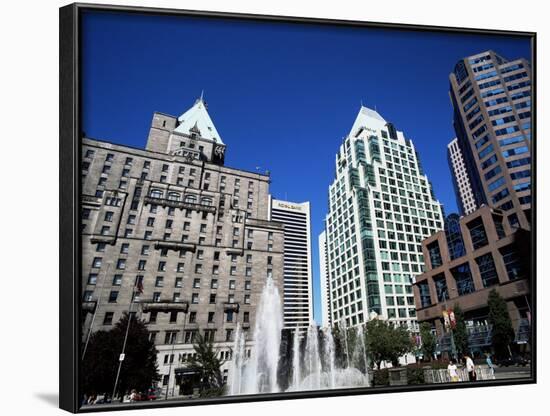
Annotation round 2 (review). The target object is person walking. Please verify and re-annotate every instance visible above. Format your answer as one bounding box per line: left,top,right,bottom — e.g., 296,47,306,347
447,359,459,382
486,353,495,378
465,355,476,381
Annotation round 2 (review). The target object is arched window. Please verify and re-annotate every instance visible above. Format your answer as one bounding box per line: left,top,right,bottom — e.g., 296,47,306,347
168,192,180,201
185,194,197,204
150,189,163,199
201,197,212,206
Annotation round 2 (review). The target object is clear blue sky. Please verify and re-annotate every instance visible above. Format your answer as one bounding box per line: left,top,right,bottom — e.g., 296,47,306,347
81,11,531,324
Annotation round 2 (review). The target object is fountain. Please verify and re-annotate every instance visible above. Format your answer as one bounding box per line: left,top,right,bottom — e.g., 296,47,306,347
228,277,370,396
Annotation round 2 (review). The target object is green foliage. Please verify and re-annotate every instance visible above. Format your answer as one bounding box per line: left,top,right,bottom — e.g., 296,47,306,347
365,319,413,368
372,368,389,386
419,322,436,360
487,289,515,359
451,304,468,357
406,365,425,385
82,313,160,398
186,333,225,397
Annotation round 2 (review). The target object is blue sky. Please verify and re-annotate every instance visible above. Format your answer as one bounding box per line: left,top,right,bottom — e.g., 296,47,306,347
81,11,531,324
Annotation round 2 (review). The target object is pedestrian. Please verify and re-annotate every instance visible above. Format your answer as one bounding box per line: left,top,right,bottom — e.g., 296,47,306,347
130,389,138,402
447,359,459,382
465,355,476,381
486,353,495,378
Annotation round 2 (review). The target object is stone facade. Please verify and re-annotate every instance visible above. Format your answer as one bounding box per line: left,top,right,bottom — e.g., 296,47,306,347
80,97,284,397
413,206,531,356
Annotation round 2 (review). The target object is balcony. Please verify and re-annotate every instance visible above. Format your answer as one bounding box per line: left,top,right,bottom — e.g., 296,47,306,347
90,235,116,244
225,247,244,256
223,302,240,313
154,240,195,253
144,196,216,214
141,300,189,313
82,195,102,206
81,300,97,314
245,217,284,230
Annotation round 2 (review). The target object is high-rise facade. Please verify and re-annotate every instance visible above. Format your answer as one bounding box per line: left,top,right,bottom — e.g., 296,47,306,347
448,138,477,216
318,230,331,328
80,96,285,397
324,106,444,331
449,50,532,229
269,198,313,333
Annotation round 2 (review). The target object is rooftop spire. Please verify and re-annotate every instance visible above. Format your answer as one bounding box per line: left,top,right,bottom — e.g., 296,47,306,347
174,96,224,144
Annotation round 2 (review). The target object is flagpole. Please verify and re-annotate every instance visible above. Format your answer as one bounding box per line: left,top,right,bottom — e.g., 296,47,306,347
82,263,110,359
111,280,140,402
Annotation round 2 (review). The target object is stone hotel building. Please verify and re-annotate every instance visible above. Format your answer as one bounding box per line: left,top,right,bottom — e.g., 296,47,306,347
80,96,285,396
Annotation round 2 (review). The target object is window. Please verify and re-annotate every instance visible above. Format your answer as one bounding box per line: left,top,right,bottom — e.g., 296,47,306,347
96,242,106,252
87,273,98,285
427,241,442,269
173,292,181,302
499,245,525,281
229,280,236,290
165,331,177,344
108,291,119,303
120,243,129,254
476,253,499,288
155,276,164,287
418,282,431,308
208,312,215,323
158,261,166,272
226,311,234,323
467,217,488,250
175,277,182,288
244,294,251,304
153,292,161,302
138,260,147,270
209,293,216,304
433,274,449,302
177,263,185,273
451,263,475,296
243,312,250,323
193,278,201,289
103,312,114,325
245,280,251,291
83,290,93,302
195,264,202,274
211,279,218,289
92,257,102,268
189,311,196,323
192,293,199,304
112,275,122,286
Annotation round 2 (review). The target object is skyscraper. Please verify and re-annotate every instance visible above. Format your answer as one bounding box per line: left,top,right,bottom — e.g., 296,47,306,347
80,96,285,397
448,138,477,216
449,50,532,229
269,198,313,333
318,230,331,328
324,106,444,331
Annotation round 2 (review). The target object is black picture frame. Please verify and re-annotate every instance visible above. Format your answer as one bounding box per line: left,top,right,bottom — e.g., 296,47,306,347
60,3,537,413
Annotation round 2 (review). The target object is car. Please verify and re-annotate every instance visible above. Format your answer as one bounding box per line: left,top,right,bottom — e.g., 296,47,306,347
146,387,158,400
495,355,529,367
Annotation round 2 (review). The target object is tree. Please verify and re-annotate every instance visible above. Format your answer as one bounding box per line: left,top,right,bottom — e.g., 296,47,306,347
419,322,436,361
451,304,468,357
186,333,225,397
82,313,160,398
365,319,413,368
487,289,515,359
